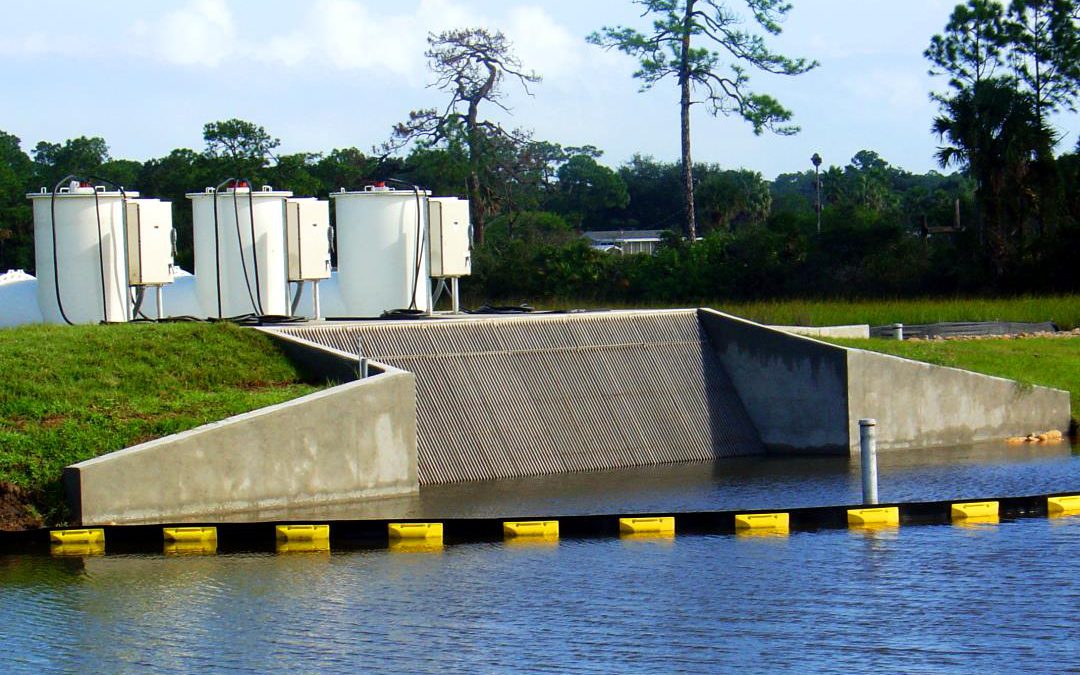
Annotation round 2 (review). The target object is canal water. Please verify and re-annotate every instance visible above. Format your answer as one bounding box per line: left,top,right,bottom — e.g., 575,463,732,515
1,443,1078,673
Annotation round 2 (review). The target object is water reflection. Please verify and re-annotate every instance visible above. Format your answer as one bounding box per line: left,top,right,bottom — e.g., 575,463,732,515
175,440,1079,523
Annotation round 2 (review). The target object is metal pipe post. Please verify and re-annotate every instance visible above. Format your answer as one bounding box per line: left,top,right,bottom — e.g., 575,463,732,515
312,280,321,320
451,277,460,314
859,418,879,504
155,285,164,320
893,323,904,340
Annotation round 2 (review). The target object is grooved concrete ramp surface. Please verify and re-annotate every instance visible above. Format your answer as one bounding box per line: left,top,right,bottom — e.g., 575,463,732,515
276,310,764,484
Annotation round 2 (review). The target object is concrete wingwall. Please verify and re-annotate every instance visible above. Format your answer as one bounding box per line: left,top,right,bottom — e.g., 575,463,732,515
65,368,418,525
847,349,1071,452
699,308,1071,455
698,309,850,454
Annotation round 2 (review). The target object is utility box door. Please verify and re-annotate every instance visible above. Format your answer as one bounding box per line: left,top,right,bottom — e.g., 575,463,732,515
126,200,174,286
428,198,471,278
286,199,331,281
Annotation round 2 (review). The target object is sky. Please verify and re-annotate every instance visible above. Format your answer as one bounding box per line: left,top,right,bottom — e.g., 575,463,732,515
1,0,1078,181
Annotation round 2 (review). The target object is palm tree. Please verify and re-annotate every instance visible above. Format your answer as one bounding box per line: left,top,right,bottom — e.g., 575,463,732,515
932,77,1053,276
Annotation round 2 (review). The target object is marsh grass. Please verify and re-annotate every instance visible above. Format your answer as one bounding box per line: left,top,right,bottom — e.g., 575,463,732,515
529,295,1080,330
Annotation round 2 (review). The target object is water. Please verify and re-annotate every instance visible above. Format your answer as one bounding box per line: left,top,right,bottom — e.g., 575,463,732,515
1,443,1078,673
235,441,1080,522
1,518,1078,673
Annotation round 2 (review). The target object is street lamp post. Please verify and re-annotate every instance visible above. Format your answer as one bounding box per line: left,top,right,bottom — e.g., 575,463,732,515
811,153,822,234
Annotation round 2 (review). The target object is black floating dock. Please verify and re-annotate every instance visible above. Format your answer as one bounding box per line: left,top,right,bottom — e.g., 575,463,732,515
2,492,1075,556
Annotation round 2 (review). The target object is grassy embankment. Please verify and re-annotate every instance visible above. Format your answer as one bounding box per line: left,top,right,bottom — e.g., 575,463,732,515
0,323,320,527
535,294,1080,330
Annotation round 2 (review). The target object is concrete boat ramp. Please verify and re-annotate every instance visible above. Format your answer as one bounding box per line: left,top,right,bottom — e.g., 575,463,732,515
63,308,1071,525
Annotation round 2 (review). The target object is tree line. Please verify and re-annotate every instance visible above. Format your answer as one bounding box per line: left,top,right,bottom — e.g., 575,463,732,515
1,0,1078,304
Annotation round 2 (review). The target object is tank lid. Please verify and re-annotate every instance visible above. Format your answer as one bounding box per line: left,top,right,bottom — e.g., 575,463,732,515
28,186,138,198
331,186,431,198
186,185,293,198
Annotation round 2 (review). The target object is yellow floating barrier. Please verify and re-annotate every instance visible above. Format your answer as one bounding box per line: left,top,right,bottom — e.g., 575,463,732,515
950,501,999,520
275,524,330,542
276,540,330,554
618,517,675,535
389,539,444,553
388,522,443,541
847,507,900,527
1048,495,1080,515
734,513,789,531
163,527,217,544
50,542,105,557
503,520,559,538
165,541,217,556
504,534,559,547
50,528,105,546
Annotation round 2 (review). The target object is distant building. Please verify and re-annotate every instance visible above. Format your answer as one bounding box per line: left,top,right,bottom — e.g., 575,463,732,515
582,229,667,255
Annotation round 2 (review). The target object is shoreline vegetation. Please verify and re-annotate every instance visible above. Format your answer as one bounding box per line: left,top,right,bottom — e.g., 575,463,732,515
2,296,1077,530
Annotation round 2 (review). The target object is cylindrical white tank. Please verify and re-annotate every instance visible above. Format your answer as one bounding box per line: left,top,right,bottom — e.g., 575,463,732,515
0,270,43,327
137,268,203,319
29,184,132,324
331,186,432,317
188,185,292,318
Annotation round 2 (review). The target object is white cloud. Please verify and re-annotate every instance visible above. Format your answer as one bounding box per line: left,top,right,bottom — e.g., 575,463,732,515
505,6,580,81
143,0,236,68
122,0,489,81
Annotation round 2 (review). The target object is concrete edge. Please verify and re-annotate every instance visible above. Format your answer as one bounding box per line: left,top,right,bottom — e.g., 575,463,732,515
699,308,852,353
257,327,366,382
845,345,1070,398
769,324,871,339
69,371,409,470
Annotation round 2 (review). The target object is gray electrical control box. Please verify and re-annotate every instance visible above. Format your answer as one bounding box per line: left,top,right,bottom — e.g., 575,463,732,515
428,197,471,278
286,198,331,281
125,199,174,286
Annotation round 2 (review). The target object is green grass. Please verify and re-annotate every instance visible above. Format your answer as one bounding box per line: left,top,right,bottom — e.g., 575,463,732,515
0,322,320,524
531,295,1080,330
829,337,1080,430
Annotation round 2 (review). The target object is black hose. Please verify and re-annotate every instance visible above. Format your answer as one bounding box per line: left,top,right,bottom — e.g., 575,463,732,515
291,281,305,315
85,174,130,322
228,180,261,314
212,184,224,318
49,174,129,324
212,178,264,318
382,178,426,312
91,187,109,321
48,175,78,325
238,177,264,315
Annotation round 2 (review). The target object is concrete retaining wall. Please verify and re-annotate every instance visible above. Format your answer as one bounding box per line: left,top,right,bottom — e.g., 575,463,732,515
64,369,418,525
847,349,1072,451
699,308,1071,455
699,309,850,454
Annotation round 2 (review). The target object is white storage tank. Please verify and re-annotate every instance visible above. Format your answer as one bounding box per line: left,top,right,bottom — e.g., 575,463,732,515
188,183,292,318
331,185,432,317
29,183,133,324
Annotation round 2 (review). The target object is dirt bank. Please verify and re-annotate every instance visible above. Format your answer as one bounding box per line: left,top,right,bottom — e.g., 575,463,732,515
0,482,43,531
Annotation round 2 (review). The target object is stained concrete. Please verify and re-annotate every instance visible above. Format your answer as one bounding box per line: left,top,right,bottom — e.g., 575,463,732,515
65,368,418,525
699,309,851,453
847,348,1071,451
699,308,1071,455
